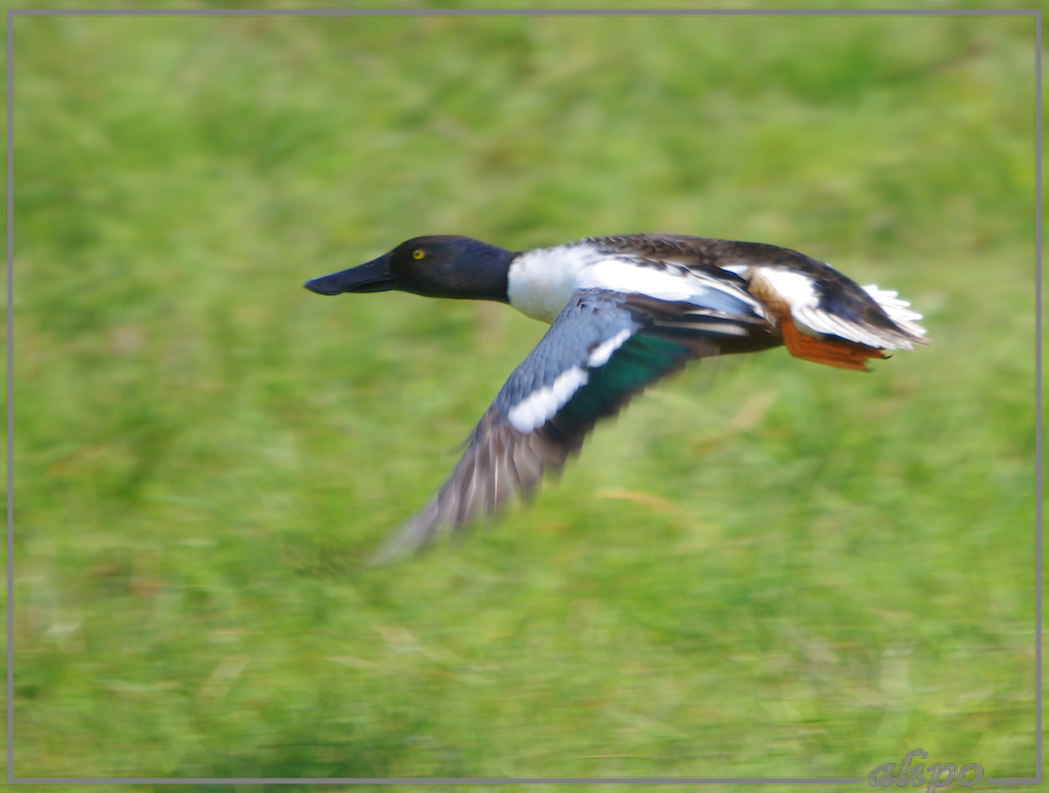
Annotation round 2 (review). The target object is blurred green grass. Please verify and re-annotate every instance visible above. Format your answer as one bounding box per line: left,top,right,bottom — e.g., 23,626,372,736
7,7,1038,787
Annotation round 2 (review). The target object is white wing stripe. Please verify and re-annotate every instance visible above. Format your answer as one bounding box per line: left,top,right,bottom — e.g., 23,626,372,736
588,329,632,368
506,366,589,433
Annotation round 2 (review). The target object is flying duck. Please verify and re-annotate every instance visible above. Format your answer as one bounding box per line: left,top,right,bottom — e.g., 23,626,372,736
305,234,927,562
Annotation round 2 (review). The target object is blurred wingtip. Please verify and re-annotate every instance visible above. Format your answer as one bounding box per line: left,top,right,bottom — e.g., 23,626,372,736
364,501,445,567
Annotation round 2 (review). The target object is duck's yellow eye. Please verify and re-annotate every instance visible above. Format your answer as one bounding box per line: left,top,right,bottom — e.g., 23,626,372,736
412,248,426,260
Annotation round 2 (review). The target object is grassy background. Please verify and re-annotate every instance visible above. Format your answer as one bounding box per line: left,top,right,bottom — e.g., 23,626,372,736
8,5,1039,790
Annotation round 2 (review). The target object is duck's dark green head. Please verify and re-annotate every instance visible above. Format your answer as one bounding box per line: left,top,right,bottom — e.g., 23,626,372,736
305,235,513,303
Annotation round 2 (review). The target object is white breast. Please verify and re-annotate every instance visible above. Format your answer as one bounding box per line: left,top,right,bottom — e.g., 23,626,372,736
506,244,599,323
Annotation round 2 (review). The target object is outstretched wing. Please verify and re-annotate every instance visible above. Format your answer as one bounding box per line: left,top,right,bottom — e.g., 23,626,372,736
369,287,775,563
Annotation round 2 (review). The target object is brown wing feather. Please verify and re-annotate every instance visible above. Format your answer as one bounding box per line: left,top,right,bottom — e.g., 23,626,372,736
367,407,570,564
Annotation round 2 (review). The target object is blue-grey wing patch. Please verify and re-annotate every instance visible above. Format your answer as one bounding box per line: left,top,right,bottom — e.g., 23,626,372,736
369,289,774,563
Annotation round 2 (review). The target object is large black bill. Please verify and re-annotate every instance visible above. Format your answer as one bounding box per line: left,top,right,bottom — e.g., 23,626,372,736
304,255,396,295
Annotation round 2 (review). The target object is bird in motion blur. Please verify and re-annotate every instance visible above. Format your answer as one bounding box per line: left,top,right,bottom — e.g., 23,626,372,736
306,233,926,562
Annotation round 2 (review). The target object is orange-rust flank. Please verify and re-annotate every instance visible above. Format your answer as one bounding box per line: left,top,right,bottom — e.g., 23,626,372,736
779,315,886,372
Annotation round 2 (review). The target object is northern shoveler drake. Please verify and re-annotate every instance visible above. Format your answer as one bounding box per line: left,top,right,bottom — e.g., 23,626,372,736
305,234,927,563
